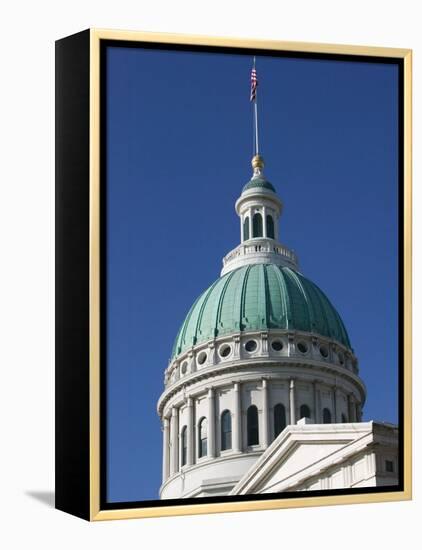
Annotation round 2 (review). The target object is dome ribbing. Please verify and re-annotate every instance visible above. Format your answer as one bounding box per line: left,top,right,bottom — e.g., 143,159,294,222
172,264,351,359
242,175,276,193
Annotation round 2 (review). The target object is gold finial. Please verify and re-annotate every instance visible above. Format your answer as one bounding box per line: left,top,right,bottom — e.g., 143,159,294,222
251,154,264,170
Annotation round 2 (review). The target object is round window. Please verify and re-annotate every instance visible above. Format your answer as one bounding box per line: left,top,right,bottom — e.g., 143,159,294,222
181,361,188,374
297,341,308,354
219,344,232,358
319,345,328,358
245,340,257,352
197,351,207,365
271,340,283,351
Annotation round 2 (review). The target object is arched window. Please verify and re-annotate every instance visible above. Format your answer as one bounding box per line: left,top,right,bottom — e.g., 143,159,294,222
221,410,232,451
341,413,347,423
198,417,208,458
274,403,286,438
247,405,259,446
252,213,263,238
300,404,311,419
181,425,187,466
243,217,250,241
323,408,332,424
266,215,275,239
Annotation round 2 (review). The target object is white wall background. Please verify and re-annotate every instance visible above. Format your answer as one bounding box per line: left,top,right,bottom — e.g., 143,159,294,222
0,0,419,548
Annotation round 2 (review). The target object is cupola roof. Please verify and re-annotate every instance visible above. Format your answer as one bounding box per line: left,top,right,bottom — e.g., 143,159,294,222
242,154,276,193
242,175,276,193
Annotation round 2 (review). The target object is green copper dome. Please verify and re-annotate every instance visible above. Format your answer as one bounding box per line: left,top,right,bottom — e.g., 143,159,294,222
242,175,276,193
172,264,351,359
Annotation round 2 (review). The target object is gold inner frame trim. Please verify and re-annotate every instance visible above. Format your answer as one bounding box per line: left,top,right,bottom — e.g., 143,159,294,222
88,28,412,521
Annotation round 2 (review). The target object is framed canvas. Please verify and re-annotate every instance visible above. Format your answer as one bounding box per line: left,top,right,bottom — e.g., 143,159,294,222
55,28,412,521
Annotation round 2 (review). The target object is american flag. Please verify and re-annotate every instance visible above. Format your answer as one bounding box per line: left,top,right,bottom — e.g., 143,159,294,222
250,67,258,102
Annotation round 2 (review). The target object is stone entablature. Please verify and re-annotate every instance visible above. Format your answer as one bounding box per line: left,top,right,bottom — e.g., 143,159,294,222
164,329,359,392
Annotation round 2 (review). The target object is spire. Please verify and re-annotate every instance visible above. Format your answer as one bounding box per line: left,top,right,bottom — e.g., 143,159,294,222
218,59,298,276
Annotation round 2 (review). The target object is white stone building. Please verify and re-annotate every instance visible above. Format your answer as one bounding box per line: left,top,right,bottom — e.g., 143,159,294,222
157,155,398,499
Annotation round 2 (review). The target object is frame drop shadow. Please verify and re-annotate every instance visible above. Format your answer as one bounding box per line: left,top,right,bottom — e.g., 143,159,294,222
26,490,55,508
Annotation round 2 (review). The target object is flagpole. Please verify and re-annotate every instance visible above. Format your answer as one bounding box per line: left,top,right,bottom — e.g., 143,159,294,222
253,56,259,156
254,98,259,155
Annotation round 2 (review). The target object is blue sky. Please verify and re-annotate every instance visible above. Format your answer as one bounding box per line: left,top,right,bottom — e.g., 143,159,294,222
105,45,399,502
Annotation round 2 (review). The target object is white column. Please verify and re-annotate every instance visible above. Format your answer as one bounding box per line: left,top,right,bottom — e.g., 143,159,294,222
349,394,356,422
240,213,244,242
208,387,216,458
366,451,376,476
289,378,296,425
262,206,267,238
262,378,269,447
187,397,194,466
170,407,179,475
233,382,242,452
313,381,319,423
162,416,170,482
334,387,341,422
342,463,352,487
333,386,338,422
